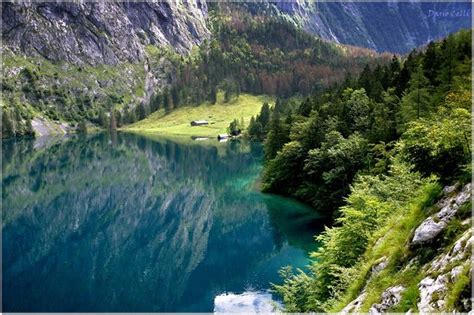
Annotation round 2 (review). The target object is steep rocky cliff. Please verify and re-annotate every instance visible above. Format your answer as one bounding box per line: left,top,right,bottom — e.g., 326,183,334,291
4,1,471,63
237,1,471,53
3,1,209,65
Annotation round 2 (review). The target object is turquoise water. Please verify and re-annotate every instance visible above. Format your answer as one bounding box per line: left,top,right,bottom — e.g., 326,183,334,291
2,132,325,312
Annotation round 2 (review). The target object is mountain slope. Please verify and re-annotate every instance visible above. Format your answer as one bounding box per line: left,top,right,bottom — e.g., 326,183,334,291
233,1,472,53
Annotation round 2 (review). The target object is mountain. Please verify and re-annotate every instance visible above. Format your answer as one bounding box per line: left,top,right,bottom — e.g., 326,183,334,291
238,1,471,53
2,1,209,65
3,1,471,63
1,1,471,139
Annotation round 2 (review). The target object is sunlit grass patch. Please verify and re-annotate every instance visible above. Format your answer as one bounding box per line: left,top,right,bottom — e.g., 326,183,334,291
125,92,273,137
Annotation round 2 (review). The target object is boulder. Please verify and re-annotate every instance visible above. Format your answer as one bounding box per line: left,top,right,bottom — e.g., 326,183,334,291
371,256,389,275
411,183,471,245
412,217,447,245
340,292,367,314
368,285,405,314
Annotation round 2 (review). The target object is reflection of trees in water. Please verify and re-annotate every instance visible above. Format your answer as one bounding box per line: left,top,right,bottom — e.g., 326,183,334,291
3,133,326,311
4,132,308,312
264,195,327,253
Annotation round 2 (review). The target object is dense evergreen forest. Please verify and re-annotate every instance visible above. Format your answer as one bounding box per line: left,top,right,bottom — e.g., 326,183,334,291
250,29,471,214
248,29,471,312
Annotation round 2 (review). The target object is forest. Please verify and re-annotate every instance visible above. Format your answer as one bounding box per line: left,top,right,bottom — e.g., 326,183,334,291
246,29,471,312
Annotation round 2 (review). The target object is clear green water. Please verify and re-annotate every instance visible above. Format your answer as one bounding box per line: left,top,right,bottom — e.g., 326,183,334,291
2,132,325,312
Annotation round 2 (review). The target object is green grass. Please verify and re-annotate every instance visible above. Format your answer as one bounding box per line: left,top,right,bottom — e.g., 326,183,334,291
125,92,273,137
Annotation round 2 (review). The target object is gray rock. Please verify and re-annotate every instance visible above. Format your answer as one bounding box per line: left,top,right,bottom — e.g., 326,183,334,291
429,230,472,273
412,217,447,245
442,184,458,195
32,117,70,137
3,1,210,66
272,2,470,54
455,183,472,206
372,256,389,275
340,292,367,314
412,183,471,245
368,285,405,314
418,230,472,313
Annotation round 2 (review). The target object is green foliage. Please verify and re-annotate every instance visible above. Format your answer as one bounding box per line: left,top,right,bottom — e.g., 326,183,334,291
76,120,88,134
399,106,471,181
2,109,16,138
261,29,471,213
247,102,272,140
262,141,305,194
2,49,145,137
264,111,290,160
398,65,432,131
269,35,471,305
272,160,434,312
393,284,420,312
445,263,472,312
227,118,243,136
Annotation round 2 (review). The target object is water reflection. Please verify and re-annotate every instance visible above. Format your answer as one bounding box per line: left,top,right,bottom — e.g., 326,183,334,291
2,132,324,312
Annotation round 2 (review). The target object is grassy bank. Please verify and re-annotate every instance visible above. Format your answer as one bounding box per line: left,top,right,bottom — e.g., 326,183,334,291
124,92,273,137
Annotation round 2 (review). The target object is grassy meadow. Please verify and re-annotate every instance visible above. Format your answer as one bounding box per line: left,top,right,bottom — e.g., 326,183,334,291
125,92,273,137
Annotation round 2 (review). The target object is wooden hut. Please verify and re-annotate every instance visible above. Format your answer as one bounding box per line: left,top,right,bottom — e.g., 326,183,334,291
190,120,209,126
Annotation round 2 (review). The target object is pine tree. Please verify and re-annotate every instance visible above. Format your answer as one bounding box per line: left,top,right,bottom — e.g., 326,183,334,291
257,102,272,133
2,110,15,138
389,55,401,81
423,41,439,86
77,120,88,134
399,65,432,131
25,116,35,137
98,108,108,128
264,110,289,160
210,85,217,104
110,108,117,130
297,98,312,117
136,103,146,120
115,110,122,127
227,119,241,136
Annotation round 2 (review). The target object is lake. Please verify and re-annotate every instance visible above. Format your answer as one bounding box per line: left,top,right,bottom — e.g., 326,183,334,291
2,132,325,312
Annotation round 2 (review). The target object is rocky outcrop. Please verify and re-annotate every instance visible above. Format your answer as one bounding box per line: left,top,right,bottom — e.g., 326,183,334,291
31,117,71,137
340,183,472,314
2,1,209,66
369,285,405,314
417,230,472,313
412,183,471,245
340,292,367,314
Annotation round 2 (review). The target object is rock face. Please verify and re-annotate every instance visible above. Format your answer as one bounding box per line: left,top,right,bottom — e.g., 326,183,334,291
2,1,210,65
3,1,471,68
412,183,471,245
271,1,471,53
340,292,367,314
417,230,472,313
368,285,405,314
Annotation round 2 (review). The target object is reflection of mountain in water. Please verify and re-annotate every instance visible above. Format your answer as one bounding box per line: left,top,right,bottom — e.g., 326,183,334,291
2,133,323,312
